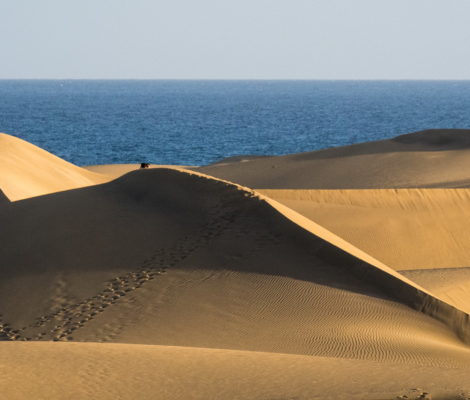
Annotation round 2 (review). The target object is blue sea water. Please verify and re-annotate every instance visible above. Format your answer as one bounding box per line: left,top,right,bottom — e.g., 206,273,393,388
1,80,470,166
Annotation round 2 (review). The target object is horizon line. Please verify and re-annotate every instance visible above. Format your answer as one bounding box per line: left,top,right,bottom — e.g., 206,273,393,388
0,78,470,82
1,78,470,82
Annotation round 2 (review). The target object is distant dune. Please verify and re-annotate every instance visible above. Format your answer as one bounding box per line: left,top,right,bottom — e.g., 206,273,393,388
197,129,470,189
1,131,470,399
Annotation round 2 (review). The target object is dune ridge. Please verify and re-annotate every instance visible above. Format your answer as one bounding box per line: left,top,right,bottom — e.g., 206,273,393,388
84,163,191,177
162,168,470,346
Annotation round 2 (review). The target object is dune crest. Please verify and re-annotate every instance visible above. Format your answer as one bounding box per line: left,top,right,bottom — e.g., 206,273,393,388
0,133,111,201
169,168,470,345
84,163,190,178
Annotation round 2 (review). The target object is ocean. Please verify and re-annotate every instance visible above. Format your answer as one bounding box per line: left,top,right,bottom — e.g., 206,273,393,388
1,80,470,166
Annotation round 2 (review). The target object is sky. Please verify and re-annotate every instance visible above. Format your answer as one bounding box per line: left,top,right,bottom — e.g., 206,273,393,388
1,0,470,79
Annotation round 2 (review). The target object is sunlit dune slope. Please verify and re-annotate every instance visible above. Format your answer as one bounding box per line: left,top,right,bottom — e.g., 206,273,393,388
1,168,469,366
196,129,470,189
1,342,469,400
257,188,470,271
0,133,110,200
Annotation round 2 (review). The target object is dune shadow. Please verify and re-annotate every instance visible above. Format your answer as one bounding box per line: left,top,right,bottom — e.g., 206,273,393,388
0,189,9,204
0,169,391,299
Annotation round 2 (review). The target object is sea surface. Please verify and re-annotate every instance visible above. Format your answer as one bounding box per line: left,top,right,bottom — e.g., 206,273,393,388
1,80,470,166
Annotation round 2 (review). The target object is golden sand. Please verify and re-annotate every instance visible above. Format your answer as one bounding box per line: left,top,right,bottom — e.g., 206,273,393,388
1,130,470,399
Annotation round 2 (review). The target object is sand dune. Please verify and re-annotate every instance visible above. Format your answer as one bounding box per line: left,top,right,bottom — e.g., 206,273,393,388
2,132,470,399
197,129,470,189
1,341,469,400
1,169,469,357
0,133,111,201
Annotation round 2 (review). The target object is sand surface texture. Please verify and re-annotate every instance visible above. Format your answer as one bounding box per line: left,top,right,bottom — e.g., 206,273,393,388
1,131,470,399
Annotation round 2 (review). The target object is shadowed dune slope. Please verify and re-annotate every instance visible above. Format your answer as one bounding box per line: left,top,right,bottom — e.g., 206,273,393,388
1,169,470,366
0,189,8,204
0,133,110,200
1,342,469,400
196,129,470,188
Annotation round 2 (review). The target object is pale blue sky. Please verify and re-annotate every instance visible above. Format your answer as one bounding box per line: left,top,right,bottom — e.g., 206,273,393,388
1,0,469,79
